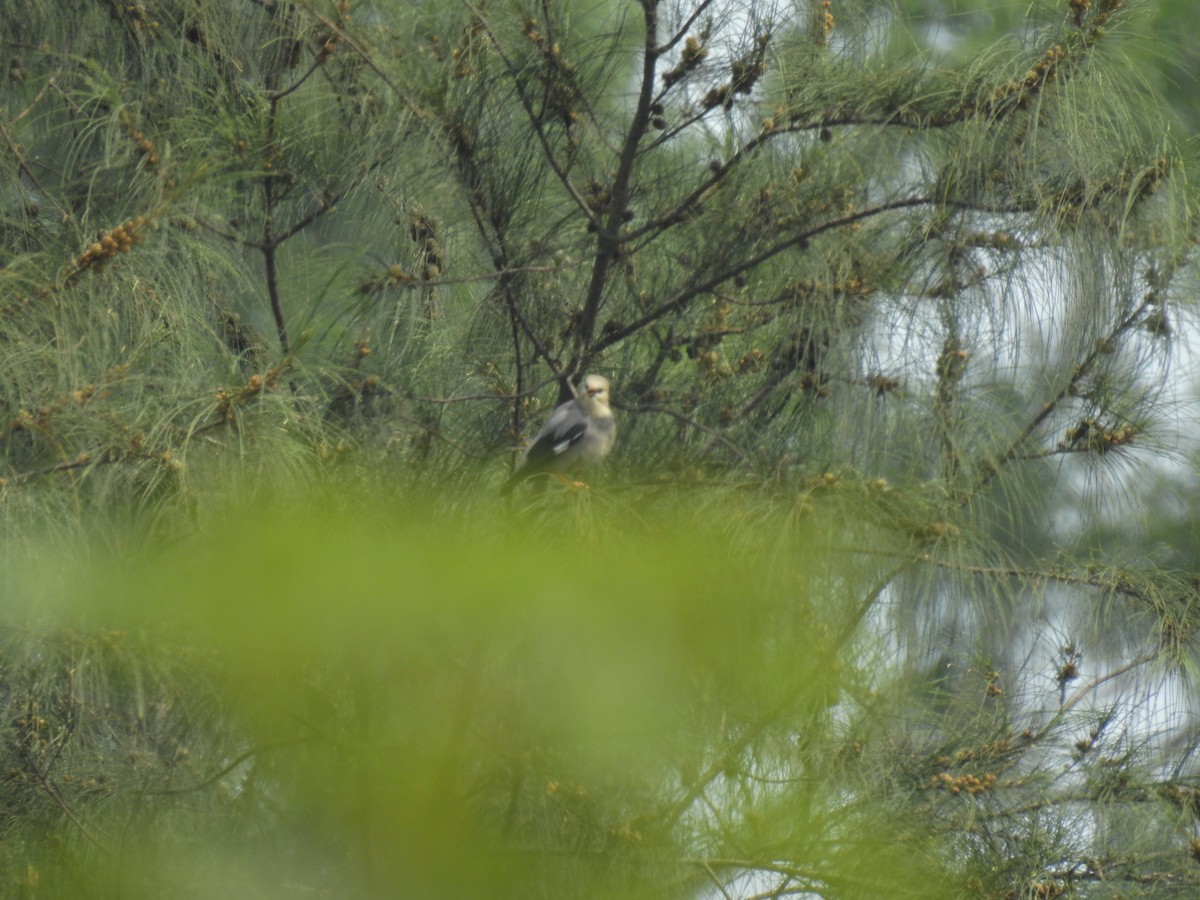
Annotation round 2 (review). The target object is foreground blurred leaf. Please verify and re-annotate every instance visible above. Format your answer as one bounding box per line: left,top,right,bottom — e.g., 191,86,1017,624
1,496,960,898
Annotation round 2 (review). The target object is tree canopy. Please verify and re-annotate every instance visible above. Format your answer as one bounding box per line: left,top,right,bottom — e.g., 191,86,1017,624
3,1,1200,897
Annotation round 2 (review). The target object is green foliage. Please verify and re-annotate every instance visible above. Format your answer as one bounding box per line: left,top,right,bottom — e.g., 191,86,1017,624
2,0,1200,897
0,483,1196,898
3,0,1192,506
0,493,949,898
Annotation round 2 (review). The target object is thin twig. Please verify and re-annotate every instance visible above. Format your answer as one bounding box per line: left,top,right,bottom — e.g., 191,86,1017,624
2,455,105,486
589,196,939,360
21,747,112,853
464,1,601,227
415,373,563,405
622,402,756,470
968,290,1160,499
392,413,486,460
147,737,313,795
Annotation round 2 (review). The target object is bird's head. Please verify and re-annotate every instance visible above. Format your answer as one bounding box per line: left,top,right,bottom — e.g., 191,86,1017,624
580,374,611,408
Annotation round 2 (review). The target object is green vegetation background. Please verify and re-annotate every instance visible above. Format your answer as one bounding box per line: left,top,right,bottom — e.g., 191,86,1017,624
4,1,1200,897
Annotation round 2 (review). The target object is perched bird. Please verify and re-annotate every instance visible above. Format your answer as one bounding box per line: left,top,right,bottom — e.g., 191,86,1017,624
501,374,616,494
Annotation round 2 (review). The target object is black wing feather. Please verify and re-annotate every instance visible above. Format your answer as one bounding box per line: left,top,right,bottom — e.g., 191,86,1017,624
523,419,586,468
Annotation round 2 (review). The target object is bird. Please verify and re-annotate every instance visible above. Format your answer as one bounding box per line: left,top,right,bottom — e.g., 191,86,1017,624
501,374,617,494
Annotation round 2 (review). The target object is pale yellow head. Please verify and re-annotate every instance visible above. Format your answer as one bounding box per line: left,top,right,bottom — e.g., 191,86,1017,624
579,374,611,410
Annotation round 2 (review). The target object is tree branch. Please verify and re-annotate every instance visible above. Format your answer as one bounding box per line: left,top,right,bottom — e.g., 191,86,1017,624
569,0,662,367
622,402,757,470
588,195,938,361
968,290,1160,498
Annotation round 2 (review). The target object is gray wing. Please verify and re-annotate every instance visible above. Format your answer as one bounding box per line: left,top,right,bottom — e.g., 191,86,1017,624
522,399,589,469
